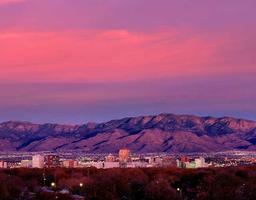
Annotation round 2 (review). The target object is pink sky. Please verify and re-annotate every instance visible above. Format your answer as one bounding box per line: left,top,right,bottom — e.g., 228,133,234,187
0,0,255,123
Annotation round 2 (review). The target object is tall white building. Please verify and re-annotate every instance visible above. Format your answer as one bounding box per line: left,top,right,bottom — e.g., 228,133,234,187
195,157,207,168
32,155,44,168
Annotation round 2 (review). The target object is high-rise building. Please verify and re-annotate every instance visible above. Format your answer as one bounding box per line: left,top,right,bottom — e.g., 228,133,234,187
119,148,130,163
32,155,45,168
180,156,189,168
181,156,189,163
176,159,181,168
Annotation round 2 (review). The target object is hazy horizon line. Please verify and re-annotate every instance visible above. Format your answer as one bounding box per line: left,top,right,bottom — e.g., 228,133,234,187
1,112,255,125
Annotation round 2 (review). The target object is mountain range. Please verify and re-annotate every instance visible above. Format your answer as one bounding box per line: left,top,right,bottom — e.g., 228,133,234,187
0,113,256,153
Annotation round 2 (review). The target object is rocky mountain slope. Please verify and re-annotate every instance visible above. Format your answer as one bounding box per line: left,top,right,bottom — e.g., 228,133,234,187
0,113,256,153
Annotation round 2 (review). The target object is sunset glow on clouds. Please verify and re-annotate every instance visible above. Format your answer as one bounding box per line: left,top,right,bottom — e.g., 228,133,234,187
1,27,255,83
0,28,221,82
0,0,256,123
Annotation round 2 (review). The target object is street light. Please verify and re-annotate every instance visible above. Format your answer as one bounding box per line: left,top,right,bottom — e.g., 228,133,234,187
51,182,56,187
177,187,182,196
79,183,84,187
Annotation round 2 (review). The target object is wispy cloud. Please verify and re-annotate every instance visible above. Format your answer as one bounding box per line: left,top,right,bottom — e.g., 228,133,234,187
0,28,220,83
1,27,255,84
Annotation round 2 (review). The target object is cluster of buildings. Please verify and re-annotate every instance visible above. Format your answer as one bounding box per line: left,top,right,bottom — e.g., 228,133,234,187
76,149,177,169
2,149,255,169
209,156,256,167
0,154,61,169
176,156,209,168
0,149,180,169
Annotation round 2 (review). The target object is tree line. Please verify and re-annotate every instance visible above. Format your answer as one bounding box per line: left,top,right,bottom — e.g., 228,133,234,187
0,166,255,200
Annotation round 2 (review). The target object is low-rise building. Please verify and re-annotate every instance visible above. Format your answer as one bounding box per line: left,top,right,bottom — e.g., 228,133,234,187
21,159,32,168
103,161,120,168
195,157,208,168
0,160,8,168
62,160,79,168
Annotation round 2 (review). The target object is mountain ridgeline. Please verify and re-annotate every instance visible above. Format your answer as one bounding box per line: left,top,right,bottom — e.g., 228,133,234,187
0,114,256,153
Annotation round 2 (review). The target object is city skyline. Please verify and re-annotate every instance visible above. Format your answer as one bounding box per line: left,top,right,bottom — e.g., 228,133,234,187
0,0,256,123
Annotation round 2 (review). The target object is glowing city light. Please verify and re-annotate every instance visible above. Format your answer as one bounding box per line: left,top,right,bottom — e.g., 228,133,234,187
51,182,56,187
